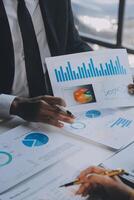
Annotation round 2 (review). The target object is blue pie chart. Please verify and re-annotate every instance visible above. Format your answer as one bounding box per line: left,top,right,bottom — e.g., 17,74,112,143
22,132,49,147
85,110,101,118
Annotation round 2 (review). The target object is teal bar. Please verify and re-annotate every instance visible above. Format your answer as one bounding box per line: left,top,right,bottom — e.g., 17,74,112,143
78,66,83,78
116,57,123,74
117,56,121,67
87,69,91,77
105,63,110,75
108,64,113,75
81,67,85,78
115,61,120,74
95,68,99,76
54,69,60,82
104,69,108,76
88,64,94,77
58,71,62,82
120,65,124,74
82,63,88,78
76,73,80,79
98,70,102,76
90,58,96,77
60,66,65,81
110,60,115,75
66,66,71,80
67,62,74,80
64,72,68,81
100,64,105,76
73,71,77,80
114,66,118,75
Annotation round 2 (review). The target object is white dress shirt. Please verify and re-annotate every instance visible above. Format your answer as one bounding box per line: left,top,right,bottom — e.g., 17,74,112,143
0,0,51,118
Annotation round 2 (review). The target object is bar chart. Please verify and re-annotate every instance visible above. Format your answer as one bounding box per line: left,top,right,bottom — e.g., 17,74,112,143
110,117,132,128
54,56,127,82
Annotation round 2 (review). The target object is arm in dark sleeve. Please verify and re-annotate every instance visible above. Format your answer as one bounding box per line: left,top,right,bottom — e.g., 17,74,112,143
66,0,93,54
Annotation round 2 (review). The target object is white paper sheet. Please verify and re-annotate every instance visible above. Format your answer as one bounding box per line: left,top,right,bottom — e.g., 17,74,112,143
63,107,134,150
46,49,134,111
0,124,81,193
0,162,86,200
102,141,134,173
101,142,134,186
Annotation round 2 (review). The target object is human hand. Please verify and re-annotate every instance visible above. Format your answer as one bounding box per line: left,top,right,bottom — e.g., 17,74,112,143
76,166,134,200
10,95,75,127
128,84,134,95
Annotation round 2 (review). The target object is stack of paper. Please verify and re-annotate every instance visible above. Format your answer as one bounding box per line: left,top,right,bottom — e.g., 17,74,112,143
46,49,134,150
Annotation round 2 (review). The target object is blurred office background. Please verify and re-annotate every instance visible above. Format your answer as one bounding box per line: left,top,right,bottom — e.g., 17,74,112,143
71,0,134,67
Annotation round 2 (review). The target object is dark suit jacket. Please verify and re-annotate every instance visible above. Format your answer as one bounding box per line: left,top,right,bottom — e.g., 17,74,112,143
0,0,92,95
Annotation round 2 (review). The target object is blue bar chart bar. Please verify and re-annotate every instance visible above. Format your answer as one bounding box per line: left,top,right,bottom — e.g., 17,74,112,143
54,69,60,82
78,66,82,79
54,56,127,82
105,63,110,75
73,71,77,80
60,66,65,81
83,63,88,78
64,72,68,81
110,118,133,128
66,66,71,81
88,64,94,77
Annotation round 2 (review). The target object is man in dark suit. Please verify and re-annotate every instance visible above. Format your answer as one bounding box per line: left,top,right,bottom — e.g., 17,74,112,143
0,0,92,127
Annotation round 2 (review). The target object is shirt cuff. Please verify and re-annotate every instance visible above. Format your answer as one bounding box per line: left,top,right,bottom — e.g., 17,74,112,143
0,94,16,118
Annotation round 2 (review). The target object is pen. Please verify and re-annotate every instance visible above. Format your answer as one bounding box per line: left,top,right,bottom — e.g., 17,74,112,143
57,106,74,117
59,169,128,188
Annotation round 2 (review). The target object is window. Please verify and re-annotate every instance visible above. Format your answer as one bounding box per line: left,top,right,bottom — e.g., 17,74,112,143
72,0,118,44
71,0,134,66
123,0,134,50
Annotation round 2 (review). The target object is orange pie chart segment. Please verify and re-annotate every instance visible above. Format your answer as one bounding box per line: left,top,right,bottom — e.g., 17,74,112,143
74,88,93,104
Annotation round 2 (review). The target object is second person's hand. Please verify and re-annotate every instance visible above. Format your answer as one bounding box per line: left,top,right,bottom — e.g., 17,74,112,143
76,166,134,200
10,95,75,128
128,84,134,95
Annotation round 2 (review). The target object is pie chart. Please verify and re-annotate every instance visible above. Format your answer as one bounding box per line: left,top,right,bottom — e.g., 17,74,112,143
0,151,12,167
71,122,86,129
85,110,101,118
22,132,49,147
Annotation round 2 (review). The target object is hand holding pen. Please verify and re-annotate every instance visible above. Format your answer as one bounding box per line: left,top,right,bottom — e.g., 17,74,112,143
11,96,75,128
75,166,134,200
60,166,134,200
60,168,127,188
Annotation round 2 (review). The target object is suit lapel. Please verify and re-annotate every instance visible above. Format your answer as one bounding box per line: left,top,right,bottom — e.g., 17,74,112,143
39,0,68,55
0,0,14,93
